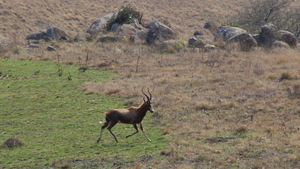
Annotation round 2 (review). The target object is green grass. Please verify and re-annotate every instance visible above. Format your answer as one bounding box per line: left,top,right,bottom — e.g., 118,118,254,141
0,59,167,168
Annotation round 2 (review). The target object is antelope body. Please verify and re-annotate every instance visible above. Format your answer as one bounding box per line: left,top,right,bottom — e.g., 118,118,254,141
97,89,154,143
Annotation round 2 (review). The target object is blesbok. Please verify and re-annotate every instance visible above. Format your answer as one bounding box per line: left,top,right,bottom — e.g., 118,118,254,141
97,88,154,143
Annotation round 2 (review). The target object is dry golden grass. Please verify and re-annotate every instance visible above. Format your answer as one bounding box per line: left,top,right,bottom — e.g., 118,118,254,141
2,0,300,168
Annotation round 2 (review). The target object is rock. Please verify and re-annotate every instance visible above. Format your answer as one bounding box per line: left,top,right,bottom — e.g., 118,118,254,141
272,40,290,49
278,30,297,48
26,30,51,41
26,27,68,42
96,36,120,43
257,23,278,48
227,33,257,51
188,36,206,48
28,44,39,48
2,138,24,148
46,27,68,41
204,44,216,51
110,23,122,32
74,32,91,42
87,11,118,35
47,45,56,51
146,20,177,44
130,29,148,43
215,26,247,42
204,21,221,37
118,24,139,37
194,28,214,44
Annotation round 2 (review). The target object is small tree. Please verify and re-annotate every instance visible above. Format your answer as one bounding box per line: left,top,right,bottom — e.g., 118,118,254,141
236,0,291,33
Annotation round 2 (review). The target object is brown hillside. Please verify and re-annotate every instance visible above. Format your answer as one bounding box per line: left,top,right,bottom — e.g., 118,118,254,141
0,0,245,39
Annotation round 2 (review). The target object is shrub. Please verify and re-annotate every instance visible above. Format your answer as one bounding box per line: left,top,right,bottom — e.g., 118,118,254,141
107,4,143,30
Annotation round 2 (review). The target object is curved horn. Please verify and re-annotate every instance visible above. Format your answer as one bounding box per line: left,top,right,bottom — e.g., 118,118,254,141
147,88,152,100
142,88,150,101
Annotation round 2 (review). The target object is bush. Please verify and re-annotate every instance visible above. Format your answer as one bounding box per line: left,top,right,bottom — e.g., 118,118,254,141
107,4,143,30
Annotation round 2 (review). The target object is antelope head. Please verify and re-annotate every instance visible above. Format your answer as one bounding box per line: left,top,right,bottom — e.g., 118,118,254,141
142,88,154,113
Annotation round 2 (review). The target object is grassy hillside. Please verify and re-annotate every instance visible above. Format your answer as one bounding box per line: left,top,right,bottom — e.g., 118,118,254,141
0,0,246,40
1,0,300,168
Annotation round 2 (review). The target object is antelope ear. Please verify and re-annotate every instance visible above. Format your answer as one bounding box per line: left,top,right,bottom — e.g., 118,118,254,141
143,98,146,102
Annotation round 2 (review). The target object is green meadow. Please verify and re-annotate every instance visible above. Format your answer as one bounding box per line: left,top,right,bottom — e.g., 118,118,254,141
0,59,167,168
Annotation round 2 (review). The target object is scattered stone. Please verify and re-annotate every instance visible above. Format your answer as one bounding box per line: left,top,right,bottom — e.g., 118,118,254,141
47,45,56,51
204,44,216,51
2,138,24,148
28,44,39,48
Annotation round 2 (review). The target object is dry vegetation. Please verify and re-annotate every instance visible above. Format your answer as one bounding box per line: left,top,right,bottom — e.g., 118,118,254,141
1,0,300,168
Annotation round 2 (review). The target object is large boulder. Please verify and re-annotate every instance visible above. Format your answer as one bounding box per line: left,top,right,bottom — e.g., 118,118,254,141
278,30,297,48
204,21,221,37
26,27,68,42
146,20,177,44
214,26,247,42
256,23,278,48
87,11,118,35
227,33,258,51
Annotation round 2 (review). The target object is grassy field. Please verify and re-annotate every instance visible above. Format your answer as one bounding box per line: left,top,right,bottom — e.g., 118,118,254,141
0,59,167,168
